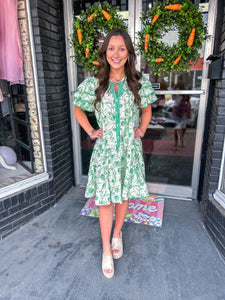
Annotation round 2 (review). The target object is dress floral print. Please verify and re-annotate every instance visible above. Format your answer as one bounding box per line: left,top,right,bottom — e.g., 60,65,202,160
73,76,157,205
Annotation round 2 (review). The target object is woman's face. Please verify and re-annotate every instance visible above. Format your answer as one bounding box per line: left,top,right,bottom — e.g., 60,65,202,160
106,35,129,73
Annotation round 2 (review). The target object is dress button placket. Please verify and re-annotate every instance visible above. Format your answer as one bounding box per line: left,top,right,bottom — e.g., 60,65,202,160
110,80,124,151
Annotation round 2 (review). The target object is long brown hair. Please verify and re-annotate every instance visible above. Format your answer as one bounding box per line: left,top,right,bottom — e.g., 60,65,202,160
94,29,142,109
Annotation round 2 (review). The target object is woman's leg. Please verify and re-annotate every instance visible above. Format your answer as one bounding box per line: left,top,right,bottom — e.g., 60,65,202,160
174,129,178,146
112,200,129,256
113,200,129,237
180,127,186,147
99,203,114,255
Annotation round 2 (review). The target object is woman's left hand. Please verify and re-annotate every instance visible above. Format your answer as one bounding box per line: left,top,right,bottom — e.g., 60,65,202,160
134,127,144,138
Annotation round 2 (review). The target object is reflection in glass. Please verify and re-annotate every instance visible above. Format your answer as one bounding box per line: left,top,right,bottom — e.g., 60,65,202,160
143,92,199,186
74,0,128,15
140,0,208,187
142,65,204,91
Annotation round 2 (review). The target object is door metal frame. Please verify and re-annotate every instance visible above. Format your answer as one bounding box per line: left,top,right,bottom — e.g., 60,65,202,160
191,0,218,199
64,0,218,199
64,0,85,185
135,0,218,200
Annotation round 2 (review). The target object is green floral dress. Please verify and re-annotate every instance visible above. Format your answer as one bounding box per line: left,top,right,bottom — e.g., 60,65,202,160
73,76,157,205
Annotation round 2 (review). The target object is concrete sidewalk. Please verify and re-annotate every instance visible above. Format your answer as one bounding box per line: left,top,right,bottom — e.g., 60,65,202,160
0,186,225,300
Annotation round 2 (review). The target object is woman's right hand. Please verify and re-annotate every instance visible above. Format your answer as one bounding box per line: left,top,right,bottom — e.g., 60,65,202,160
90,128,103,139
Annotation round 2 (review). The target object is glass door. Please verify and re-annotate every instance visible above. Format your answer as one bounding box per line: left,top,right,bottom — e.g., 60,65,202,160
136,0,215,199
64,0,216,200
65,0,130,185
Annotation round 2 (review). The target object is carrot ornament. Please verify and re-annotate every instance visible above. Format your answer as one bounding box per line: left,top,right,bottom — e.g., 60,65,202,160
165,4,182,10
102,10,111,21
172,56,181,68
151,58,164,63
144,25,150,52
88,10,97,22
93,61,99,66
152,14,159,24
165,3,188,10
88,13,94,22
144,34,150,51
77,28,82,45
75,21,82,45
151,10,161,25
85,45,90,58
187,28,195,46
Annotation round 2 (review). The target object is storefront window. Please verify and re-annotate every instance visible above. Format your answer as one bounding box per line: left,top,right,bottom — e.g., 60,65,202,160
221,167,225,194
220,140,225,195
0,1,44,191
0,81,35,188
213,139,225,209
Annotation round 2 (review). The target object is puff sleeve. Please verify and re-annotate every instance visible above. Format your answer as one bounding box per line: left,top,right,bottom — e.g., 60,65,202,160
73,77,98,112
139,76,158,108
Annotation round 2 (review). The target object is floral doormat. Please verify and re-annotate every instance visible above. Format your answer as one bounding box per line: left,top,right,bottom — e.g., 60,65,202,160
80,195,165,227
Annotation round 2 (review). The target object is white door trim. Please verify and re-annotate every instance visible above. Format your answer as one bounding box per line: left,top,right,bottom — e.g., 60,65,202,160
191,0,218,199
63,0,84,185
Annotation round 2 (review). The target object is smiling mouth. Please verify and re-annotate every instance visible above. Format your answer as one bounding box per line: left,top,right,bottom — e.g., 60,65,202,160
112,59,121,63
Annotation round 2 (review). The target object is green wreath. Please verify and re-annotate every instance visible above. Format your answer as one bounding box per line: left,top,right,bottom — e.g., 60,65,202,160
70,2,127,73
137,0,207,75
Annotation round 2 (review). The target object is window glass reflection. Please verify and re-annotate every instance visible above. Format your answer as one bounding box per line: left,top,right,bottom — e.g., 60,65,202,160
143,92,199,185
74,0,128,15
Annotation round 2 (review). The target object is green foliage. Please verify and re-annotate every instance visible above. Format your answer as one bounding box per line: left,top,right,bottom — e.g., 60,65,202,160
70,2,127,73
137,0,207,76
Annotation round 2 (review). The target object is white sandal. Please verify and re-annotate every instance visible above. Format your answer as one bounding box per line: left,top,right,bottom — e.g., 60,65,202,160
112,231,123,259
102,254,114,278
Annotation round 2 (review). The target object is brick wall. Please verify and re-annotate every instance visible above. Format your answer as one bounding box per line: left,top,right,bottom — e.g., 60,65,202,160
0,0,73,239
30,0,74,199
0,181,54,239
200,1,225,259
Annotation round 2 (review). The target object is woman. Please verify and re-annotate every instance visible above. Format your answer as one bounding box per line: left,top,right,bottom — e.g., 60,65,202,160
73,29,157,278
172,82,192,148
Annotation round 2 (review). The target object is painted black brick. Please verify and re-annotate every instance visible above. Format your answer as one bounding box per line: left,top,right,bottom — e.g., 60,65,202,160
212,151,222,159
211,158,222,168
0,224,13,236
12,212,34,229
216,125,225,134
0,211,23,229
0,211,8,220
0,181,56,239
0,201,3,213
30,0,73,192
11,195,18,207
200,0,225,260
209,182,218,192
3,199,11,210
210,167,220,176
18,193,25,204
9,202,29,215
33,195,55,217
